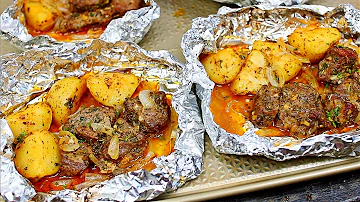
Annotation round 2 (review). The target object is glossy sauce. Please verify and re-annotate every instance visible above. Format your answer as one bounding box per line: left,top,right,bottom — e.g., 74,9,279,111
35,80,176,192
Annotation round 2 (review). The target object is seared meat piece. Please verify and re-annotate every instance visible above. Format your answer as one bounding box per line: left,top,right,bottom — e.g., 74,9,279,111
277,83,327,138
124,91,170,133
323,78,360,128
95,118,147,162
54,7,114,33
318,46,357,84
60,143,92,176
251,85,281,127
334,78,360,106
324,94,358,128
111,0,142,15
69,0,110,12
63,106,117,142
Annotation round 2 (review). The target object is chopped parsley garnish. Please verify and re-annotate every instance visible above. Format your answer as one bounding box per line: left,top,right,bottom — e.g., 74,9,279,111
16,132,27,143
326,106,340,127
337,72,343,79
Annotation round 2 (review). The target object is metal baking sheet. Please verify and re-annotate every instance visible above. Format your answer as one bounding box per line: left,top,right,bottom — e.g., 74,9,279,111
1,0,360,201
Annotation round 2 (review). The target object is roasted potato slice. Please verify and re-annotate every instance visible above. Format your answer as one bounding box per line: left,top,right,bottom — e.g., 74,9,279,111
24,0,58,32
288,26,341,63
5,102,52,144
86,72,140,109
47,77,87,126
201,47,247,84
14,130,61,180
230,50,269,95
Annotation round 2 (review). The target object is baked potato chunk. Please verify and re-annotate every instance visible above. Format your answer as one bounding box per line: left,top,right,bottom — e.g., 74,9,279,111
24,0,58,32
86,72,140,109
230,50,269,95
253,41,303,83
47,77,87,126
288,26,341,63
14,130,61,180
5,102,52,144
201,47,247,84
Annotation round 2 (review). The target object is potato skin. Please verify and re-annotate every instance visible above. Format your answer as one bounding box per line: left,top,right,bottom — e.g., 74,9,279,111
86,72,140,109
201,47,246,84
230,50,269,95
24,0,58,32
288,26,341,63
14,130,61,180
5,102,52,144
47,77,87,126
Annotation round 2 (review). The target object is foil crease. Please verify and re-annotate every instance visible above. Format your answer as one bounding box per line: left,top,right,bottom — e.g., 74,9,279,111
0,40,204,201
211,0,308,7
0,0,159,50
182,4,360,161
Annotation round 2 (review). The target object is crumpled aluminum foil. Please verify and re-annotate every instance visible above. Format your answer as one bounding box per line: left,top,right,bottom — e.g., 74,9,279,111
211,0,308,7
0,0,159,50
0,39,204,201
181,4,360,161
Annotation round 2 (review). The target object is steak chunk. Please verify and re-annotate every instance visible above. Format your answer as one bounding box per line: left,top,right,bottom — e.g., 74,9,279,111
251,85,281,127
69,0,110,12
318,46,357,84
124,91,170,133
63,106,117,142
111,0,143,15
277,83,327,138
60,144,92,176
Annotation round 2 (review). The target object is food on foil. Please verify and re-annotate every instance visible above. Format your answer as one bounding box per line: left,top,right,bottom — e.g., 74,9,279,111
17,0,146,41
202,24,360,139
5,71,177,192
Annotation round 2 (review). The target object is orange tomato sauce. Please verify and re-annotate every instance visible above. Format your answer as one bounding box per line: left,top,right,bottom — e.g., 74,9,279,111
36,79,176,192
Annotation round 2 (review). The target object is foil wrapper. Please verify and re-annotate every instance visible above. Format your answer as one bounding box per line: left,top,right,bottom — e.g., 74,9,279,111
0,0,159,50
211,0,308,7
0,40,204,201
181,4,360,161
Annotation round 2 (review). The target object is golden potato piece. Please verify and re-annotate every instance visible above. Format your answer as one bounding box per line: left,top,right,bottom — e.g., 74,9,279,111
252,40,283,55
201,47,247,84
47,77,87,126
24,0,58,32
14,130,61,180
230,50,269,95
6,102,52,144
87,72,140,109
288,27,341,63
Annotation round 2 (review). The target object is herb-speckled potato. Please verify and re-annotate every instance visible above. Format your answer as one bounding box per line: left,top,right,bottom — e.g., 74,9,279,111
288,26,341,63
253,41,303,83
86,72,140,109
24,0,58,32
230,50,269,95
5,102,52,144
47,77,87,126
201,47,247,84
14,130,61,180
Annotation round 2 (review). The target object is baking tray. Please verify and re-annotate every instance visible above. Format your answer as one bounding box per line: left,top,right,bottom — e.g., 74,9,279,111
1,0,360,201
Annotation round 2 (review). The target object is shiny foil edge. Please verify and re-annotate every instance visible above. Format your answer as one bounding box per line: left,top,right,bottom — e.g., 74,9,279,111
181,4,360,161
0,0,160,50
211,0,308,7
0,40,204,201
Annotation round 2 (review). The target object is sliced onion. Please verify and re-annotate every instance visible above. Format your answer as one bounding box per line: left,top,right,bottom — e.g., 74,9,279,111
91,123,114,136
74,181,101,191
84,173,110,182
108,135,120,160
58,131,80,152
139,90,155,108
266,66,285,87
89,154,116,174
50,179,74,189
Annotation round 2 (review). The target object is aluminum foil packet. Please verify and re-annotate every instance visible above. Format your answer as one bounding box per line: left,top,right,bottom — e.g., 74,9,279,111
0,0,159,50
181,4,360,161
0,39,204,201
211,0,308,7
